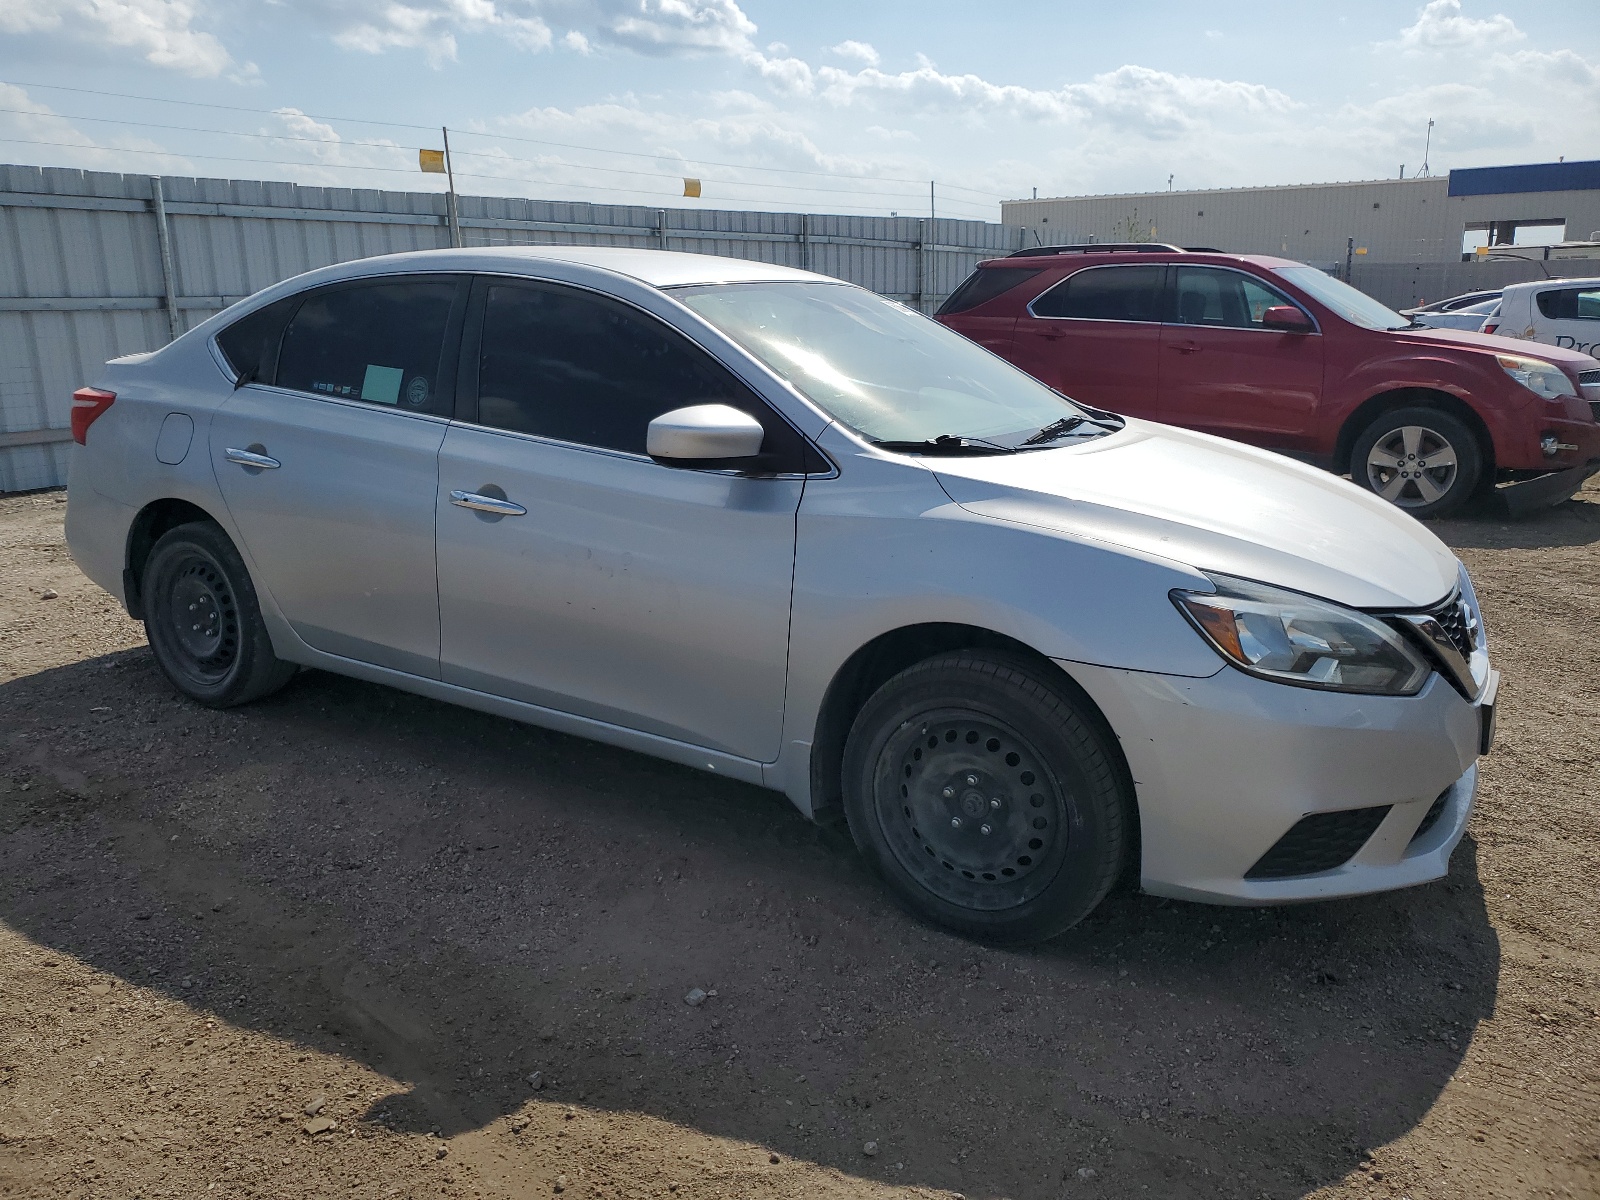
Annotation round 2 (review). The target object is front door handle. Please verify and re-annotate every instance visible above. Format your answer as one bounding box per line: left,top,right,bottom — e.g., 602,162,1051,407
224,447,281,469
1167,340,1201,354
450,489,527,516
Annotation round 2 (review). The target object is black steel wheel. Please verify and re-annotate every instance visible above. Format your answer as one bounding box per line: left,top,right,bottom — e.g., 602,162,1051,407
142,521,296,707
842,651,1132,943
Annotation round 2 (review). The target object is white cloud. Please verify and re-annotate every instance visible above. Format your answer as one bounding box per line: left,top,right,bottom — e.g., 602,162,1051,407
1393,0,1522,52
562,28,591,53
0,82,201,172
0,0,235,77
830,39,879,66
321,0,553,63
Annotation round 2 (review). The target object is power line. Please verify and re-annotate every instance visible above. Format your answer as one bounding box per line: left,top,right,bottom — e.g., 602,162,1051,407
0,77,1012,202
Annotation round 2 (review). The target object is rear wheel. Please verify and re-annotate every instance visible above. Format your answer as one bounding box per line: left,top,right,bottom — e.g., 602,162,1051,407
142,521,296,707
1350,406,1482,519
841,651,1132,944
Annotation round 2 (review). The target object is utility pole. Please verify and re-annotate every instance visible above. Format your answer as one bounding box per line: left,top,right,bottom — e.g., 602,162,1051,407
1420,119,1434,178
442,125,462,248
929,180,935,225
1168,174,1174,191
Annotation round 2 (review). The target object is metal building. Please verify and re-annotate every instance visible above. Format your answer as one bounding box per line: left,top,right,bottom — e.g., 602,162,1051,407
1001,159,1600,272
1,164,1023,493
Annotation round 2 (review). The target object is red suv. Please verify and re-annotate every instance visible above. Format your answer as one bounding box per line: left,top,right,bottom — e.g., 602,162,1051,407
937,245,1600,517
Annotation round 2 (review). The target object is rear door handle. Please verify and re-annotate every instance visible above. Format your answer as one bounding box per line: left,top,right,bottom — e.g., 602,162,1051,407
224,447,281,469
1168,340,1201,354
450,489,527,516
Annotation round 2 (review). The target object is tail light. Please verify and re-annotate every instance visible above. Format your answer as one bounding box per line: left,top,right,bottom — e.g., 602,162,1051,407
1481,321,1499,335
71,387,116,444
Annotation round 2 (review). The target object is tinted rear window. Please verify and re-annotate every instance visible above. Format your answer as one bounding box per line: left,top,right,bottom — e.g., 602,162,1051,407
1031,265,1165,322
216,295,299,383
936,267,1043,316
1536,287,1600,320
276,279,461,414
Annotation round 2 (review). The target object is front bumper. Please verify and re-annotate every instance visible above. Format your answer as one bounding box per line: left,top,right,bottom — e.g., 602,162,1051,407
1063,659,1484,904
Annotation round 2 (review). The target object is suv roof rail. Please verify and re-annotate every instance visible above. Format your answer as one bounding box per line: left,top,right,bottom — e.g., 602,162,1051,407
1006,243,1184,258
1182,246,1223,252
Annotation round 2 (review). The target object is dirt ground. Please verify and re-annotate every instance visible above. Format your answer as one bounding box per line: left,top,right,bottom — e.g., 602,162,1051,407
1,481,1597,1200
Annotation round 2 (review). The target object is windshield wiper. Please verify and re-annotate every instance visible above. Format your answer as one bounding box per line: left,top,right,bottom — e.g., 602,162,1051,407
1021,412,1124,446
871,434,1017,456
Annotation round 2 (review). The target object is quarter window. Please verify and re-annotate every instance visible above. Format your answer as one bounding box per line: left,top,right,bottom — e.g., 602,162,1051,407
1172,267,1302,330
1536,287,1600,320
216,295,299,384
1031,265,1165,322
275,279,461,414
474,281,809,463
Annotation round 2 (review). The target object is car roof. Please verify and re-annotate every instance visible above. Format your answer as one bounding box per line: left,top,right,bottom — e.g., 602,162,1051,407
974,249,1305,271
305,245,830,289
1501,275,1600,294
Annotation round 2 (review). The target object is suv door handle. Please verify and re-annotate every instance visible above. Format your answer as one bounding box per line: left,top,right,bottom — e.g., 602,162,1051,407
1167,340,1201,354
450,489,527,516
224,447,281,469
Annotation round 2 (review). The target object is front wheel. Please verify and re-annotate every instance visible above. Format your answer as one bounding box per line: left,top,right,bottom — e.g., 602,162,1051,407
1350,406,1483,519
841,651,1133,944
142,521,296,707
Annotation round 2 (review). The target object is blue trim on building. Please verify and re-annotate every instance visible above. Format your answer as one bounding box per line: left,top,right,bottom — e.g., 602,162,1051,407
1448,160,1600,198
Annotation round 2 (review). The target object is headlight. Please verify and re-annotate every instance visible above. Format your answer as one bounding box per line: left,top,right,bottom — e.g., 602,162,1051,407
1172,574,1431,695
1497,354,1576,400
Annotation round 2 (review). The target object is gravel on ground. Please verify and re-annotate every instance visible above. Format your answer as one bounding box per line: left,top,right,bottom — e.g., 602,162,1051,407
2,481,1597,1199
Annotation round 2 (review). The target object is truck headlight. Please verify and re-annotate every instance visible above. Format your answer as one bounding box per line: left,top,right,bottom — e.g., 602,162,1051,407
1172,575,1431,695
1497,354,1577,400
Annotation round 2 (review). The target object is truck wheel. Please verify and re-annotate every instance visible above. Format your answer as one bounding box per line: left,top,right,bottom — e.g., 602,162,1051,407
141,521,297,708
841,651,1132,944
1351,407,1483,519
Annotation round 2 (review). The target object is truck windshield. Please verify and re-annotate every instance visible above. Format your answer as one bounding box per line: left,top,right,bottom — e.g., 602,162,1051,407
1274,266,1409,331
673,281,1098,449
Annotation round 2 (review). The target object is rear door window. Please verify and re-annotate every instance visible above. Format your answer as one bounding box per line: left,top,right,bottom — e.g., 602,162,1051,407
1030,265,1165,322
1536,287,1600,320
471,280,821,470
274,278,464,415
1171,266,1303,329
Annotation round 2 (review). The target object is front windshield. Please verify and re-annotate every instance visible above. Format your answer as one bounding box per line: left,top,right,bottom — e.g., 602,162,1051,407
674,281,1093,447
1274,265,1408,331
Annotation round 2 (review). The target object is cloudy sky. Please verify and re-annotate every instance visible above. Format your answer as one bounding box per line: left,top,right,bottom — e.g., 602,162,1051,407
0,0,1595,221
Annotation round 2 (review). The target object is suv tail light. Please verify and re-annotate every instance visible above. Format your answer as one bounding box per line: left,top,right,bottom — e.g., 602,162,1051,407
71,387,116,444
1481,320,1499,334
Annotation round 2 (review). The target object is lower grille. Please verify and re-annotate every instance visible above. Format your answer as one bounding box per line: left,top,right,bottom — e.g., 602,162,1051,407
1590,400,1600,423
1409,788,1452,846
1245,806,1392,879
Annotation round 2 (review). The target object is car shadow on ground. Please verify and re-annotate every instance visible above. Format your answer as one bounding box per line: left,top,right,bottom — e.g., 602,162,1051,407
0,649,1499,1199
1436,491,1600,551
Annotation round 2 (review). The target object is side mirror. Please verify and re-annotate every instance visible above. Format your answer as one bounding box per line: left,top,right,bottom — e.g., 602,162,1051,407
647,404,765,469
1262,305,1313,333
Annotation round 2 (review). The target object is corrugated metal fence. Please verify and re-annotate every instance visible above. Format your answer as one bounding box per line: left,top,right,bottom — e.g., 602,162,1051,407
0,163,1024,492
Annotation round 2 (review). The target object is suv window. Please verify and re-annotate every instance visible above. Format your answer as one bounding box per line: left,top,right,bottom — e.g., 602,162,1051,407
1031,265,1165,322
216,295,300,384
937,267,1044,316
474,281,820,469
1172,266,1301,329
275,278,462,414
1536,286,1600,320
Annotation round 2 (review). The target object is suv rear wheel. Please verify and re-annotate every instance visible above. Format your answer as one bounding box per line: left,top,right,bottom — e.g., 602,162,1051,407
841,651,1132,944
1350,406,1483,519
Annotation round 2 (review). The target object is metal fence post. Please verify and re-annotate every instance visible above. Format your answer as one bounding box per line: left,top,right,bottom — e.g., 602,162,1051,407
149,176,182,342
800,212,811,271
657,209,668,251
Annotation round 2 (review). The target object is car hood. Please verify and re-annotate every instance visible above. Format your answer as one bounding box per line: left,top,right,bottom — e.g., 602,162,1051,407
929,420,1460,610
1389,325,1600,369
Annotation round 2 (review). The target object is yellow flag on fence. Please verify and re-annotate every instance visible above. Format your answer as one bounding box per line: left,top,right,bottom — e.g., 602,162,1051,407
683,178,702,198
419,149,447,174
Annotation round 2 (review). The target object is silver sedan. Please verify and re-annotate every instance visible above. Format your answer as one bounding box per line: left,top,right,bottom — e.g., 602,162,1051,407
66,247,1496,942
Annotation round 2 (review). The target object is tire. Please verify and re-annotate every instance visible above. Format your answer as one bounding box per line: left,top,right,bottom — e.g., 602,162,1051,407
141,520,296,708
1350,406,1483,519
841,651,1132,944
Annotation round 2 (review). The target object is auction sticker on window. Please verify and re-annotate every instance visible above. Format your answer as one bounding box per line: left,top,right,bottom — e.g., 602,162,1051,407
360,364,404,405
